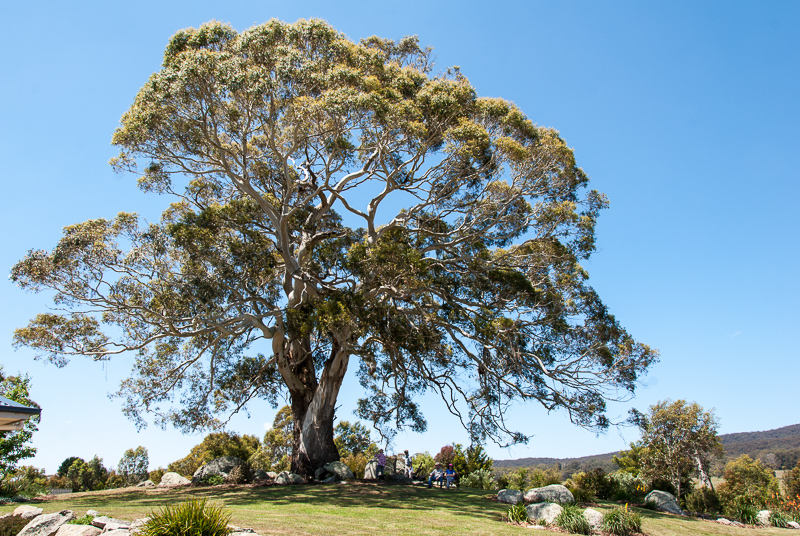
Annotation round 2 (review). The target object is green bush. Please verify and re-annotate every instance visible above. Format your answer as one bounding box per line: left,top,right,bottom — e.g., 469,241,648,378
200,474,226,486
717,455,780,512
770,510,790,528
138,498,232,536
507,503,528,524
555,504,590,535
460,468,497,490
0,515,29,536
572,468,617,500
784,459,800,499
602,506,642,536
683,486,720,514
726,502,758,525
67,515,95,525
608,471,648,503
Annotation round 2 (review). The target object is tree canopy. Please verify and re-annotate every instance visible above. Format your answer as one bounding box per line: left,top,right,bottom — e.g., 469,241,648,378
11,19,656,475
630,399,722,499
0,368,40,477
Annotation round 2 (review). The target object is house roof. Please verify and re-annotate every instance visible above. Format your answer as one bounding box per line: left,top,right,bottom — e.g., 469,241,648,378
0,395,41,431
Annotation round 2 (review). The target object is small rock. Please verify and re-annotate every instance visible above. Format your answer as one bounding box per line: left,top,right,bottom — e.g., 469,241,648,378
18,510,76,536
524,485,574,504
158,472,190,487
91,517,129,530
323,461,355,480
787,521,800,529
86,511,101,518
54,526,102,536
13,505,43,519
135,480,154,488
644,490,684,515
103,530,131,536
497,489,523,505
526,502,563,525
716,518,732,525
275,471,304,484
583,508,603,529
756,510,770,526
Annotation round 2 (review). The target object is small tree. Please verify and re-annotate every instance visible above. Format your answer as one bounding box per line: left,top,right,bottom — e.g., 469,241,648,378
631,399,722,500
333,421,372,457
784,458,800,500
118,446,149,486
0,368,40,479
717,455,780,512
250,406,293,473
169,432,261,477
612,442,648,476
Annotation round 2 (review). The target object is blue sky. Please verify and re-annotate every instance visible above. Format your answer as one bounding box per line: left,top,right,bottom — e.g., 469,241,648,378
1,1,798,474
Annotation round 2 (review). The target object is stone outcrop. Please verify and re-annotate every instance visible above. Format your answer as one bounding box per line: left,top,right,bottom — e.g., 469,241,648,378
526,502,563,525
756,510,770,526
496,489,523,505
13,506,43,519
363,460,378,479
252,469,269,481
582,508,603,529
135,480,154,487
192,456,246,484
274,471,304,484
524,484,574,505
54,526,101,536
158,472,190,487
323,461,355,480
91,516,130,530
787,521,800,529
644,490,684,515
18,510,75,536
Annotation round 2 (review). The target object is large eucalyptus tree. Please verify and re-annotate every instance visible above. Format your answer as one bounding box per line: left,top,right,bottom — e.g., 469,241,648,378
12,20,656,476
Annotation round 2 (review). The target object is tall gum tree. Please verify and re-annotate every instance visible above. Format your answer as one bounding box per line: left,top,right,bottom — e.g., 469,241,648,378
11,20,657,476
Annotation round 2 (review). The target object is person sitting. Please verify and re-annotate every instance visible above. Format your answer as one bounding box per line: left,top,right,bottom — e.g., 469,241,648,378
427,462,445,488
444,463,458,489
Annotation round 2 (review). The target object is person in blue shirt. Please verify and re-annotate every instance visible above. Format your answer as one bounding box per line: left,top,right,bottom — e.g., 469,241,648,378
444,463,457,489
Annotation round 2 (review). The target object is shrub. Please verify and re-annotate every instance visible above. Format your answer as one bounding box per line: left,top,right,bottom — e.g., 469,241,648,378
138,498,232,536
717,455,780,512
572,468,617,500
683,486,720,514
67,515,95,525
770,510,790,528
555,504,590,535
566,484,595,504
460,468,497,490
602,505,642,536
226,464,250,484
529,466,562,488
340,452,368,479
0,515,29,536
608,471,648,503
784,459,800,499
726,502,758,525
506,468,529,491
200,474,226,486
507,503,528,524
149,467,166,486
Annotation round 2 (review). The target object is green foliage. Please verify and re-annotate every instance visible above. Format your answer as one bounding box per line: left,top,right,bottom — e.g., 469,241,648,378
571,468,615,500
631,399,721,500
248,407,292,474
0,465,48,497
0,516,29,536
200,475,226,486
612,442,647,476
770,510,790,528
149,467,166,486
506,503,528,524
118,446,149,486
555,504,590,535
333,421,372,457
460,468,497,490
12,18,656,478
340,452,369,479
564,482,595,504
463,445,494,475
607,471,648,503
138,498,232,536
717,455,780,512
58,457,82,477
601,505,642,536
64,456,112,492
171,432,261,477
68,515,96,525
413,452,435,479
784,458,800,499
683,486,720,514
726,502,758,524
0,369,40,478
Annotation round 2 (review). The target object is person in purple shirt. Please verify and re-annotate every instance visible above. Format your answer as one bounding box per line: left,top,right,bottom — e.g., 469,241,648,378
375,449,386,480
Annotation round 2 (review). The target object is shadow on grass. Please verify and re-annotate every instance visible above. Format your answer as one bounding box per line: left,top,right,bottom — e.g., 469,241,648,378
39,483,506,523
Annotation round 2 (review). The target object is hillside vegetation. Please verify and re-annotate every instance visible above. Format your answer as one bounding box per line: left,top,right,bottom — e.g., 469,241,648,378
493,423,800,476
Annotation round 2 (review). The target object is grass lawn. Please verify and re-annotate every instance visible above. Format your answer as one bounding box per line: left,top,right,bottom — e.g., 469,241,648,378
0,482,791,536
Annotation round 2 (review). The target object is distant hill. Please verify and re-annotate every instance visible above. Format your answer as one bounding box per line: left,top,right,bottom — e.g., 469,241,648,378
493,422,800,476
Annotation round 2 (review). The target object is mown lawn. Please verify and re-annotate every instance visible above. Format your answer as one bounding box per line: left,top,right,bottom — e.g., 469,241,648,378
0,482,791,536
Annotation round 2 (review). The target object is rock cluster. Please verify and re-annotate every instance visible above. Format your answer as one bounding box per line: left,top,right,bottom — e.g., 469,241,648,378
2,506,261,536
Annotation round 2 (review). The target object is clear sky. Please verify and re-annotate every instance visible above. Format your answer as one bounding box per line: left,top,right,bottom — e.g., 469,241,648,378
1,0,798,475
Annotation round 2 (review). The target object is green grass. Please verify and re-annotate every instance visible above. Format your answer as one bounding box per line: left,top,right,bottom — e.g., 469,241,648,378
0,483,792,536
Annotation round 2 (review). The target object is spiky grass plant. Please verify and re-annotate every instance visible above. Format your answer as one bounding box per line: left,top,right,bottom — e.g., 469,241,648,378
602,504,642,536
555,504,590,535
507,503,528,524
138,498,232,536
